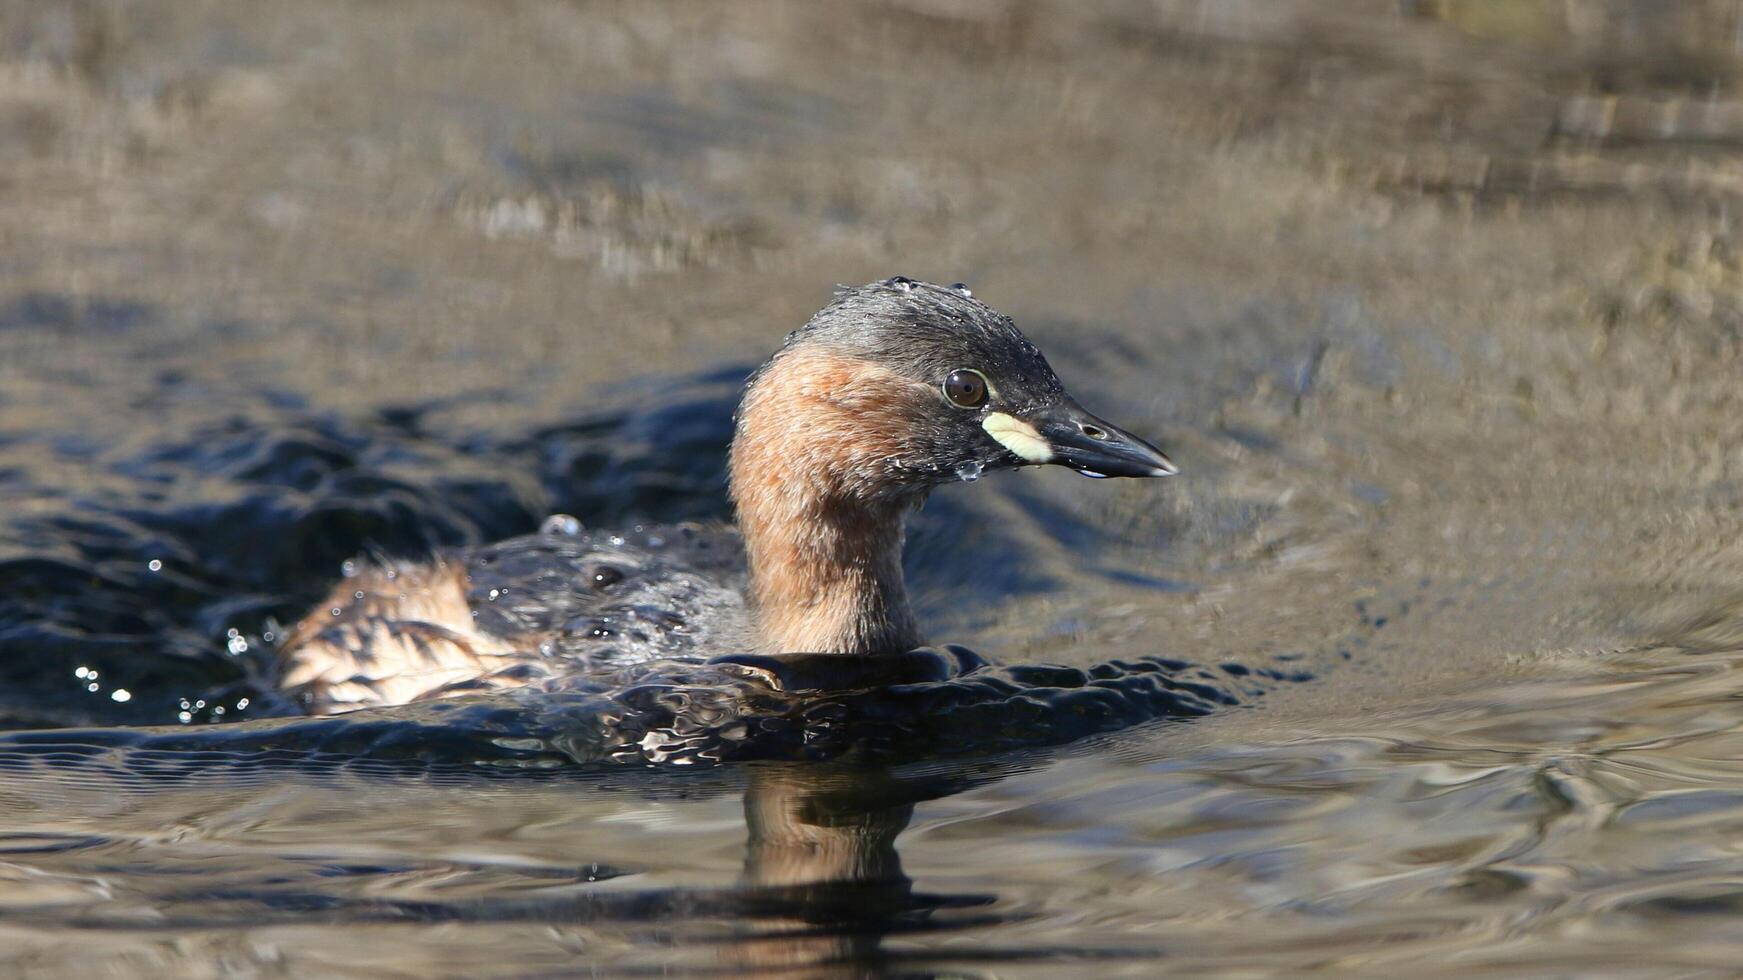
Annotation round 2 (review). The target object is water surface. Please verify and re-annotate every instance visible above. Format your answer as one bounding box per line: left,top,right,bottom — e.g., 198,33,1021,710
4,1,1743,975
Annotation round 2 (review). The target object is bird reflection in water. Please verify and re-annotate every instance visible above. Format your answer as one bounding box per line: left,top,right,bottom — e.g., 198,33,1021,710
727,764,975,974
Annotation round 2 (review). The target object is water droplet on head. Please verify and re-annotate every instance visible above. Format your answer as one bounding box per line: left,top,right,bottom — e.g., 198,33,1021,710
541,514,582,536
950,282,972,297
955,460,984,483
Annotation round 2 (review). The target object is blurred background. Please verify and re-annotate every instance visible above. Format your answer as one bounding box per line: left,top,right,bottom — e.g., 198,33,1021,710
5,0,1741,402
5,1,1743,975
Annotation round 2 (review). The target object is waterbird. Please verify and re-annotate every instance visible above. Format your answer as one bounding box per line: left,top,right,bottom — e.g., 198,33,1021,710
278,277,1176,712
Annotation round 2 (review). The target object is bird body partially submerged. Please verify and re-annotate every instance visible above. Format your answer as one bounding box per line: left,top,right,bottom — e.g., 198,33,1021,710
279,521,751,712
279,278,1174,713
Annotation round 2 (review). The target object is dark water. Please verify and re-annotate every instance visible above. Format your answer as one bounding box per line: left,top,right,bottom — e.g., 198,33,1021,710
7,1,1743,975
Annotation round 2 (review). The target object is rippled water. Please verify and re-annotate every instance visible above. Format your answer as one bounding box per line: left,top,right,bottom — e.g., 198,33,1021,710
6,1,1743,975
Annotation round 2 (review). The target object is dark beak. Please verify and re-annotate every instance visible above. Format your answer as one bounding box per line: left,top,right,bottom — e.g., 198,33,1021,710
1028,400,1178,479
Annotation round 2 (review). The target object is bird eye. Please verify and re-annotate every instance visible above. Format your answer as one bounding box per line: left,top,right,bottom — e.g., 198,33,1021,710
943,369,989,409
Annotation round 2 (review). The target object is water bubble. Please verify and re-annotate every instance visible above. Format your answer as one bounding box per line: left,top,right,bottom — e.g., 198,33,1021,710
178,711,192,724
955,460,984,482
330,607,342,616
211,705,225,716
353,590,365,600
227,634,249,655
86,683,98,693
341,559,358,577
74,666,90,680
109,689,131,703
488,589,500,601
147,559,162,572
236,697,250,710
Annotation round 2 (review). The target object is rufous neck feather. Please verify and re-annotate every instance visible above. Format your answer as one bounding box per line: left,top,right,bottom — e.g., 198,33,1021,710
729,348,926,656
